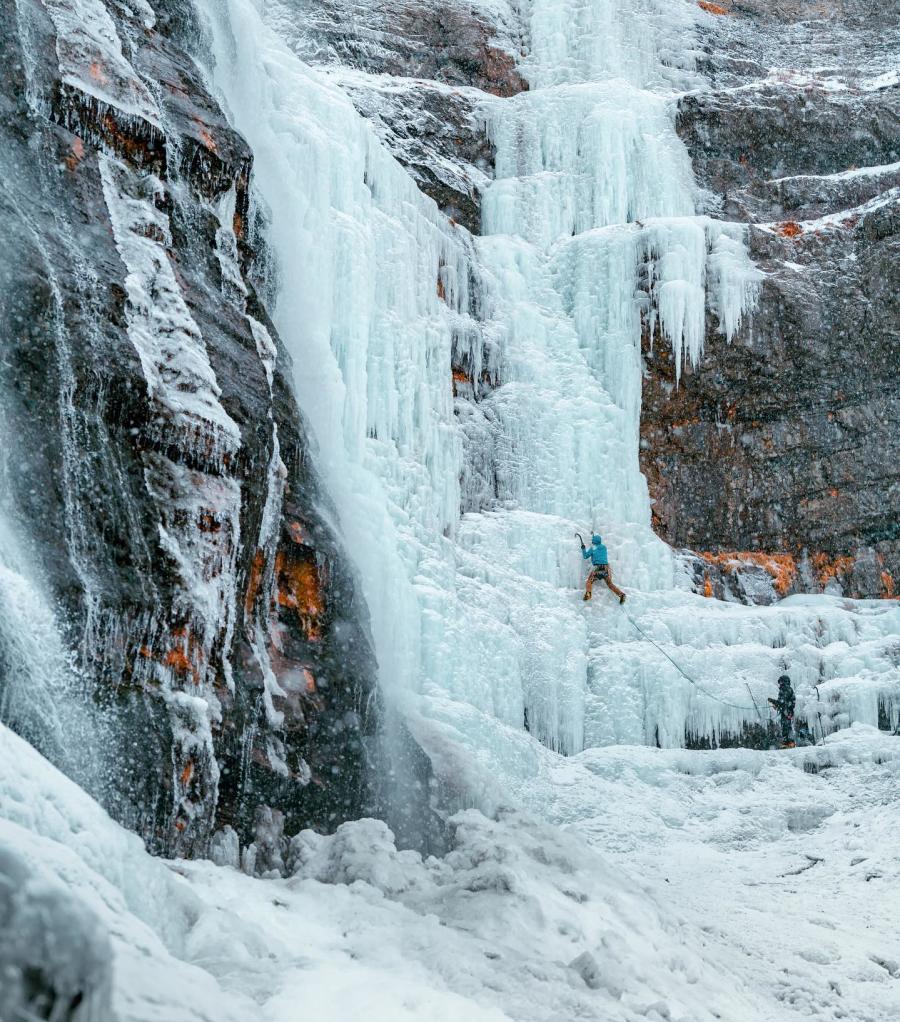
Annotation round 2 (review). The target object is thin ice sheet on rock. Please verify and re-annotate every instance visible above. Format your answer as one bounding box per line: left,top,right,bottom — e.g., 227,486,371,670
42,0,160,122
99,153,241,455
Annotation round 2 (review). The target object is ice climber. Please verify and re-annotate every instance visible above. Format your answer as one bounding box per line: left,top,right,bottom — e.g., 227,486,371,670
581,533,626,604
768,674,796,748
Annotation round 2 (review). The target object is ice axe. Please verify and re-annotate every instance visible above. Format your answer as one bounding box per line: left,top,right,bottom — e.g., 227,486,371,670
574,531,585,548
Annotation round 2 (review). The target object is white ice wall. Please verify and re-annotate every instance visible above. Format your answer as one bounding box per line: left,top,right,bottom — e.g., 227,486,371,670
199,0,899,791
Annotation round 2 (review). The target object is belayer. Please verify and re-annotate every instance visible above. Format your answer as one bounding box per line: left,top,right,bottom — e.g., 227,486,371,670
768,674,796,748
579,533,626,604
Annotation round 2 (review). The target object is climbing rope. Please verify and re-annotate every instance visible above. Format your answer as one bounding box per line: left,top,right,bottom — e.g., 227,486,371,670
623,610,759,713
576,531,761,714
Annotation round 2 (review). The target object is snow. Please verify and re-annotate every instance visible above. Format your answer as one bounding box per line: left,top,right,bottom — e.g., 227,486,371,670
760,187,900,235
769,161,900,185
861,68,900,92
4,718,900,1021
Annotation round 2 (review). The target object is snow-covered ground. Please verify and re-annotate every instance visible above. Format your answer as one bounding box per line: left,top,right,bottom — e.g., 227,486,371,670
3,720,899,1021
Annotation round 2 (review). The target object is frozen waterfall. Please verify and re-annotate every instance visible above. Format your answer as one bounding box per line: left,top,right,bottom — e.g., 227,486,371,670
198,0,900,811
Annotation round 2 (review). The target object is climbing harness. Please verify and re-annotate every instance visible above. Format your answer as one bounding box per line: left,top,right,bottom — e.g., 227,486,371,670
623,610,759,713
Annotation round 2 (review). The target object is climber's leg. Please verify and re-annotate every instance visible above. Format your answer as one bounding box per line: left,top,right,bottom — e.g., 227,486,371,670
583,569,596,601
604,567,626,605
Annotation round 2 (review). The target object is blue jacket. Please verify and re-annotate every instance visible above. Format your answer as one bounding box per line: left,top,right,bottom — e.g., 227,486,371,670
582,534,609,566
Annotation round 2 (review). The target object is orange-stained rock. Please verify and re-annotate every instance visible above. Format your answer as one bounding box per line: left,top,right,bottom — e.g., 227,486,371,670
288,521,308,544
775,221,803,238
882,571,896,598
179,761,194,786
100,111,161,166
164,646,195,676
244,547,266,615
698,1,730,13
65,137,85,171
701,551,798,596
136,630,203,684
811,553,854,588
89,61,109,85
275,547,325,641
192,116,218,152
481,46,528,97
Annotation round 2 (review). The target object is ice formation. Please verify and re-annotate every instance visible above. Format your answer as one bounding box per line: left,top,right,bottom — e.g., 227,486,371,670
0,512,82,769
40,0,160,121
198,0,899,795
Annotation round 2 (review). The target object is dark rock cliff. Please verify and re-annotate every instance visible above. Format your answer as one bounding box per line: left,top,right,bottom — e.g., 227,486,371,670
640,0,899,602
277,0,527,234
0,0,376,856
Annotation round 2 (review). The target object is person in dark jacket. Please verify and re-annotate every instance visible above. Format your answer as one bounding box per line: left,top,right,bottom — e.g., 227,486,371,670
581,534,626,604
768,674,796,748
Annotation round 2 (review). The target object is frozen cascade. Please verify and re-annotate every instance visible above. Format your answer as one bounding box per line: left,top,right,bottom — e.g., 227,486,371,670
0,511,76,767
0,460,112,801
199,0,900,813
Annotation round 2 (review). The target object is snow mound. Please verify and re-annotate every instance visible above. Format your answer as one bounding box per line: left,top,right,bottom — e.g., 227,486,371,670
0,726,249,1022
0,836,112,1022
190,808,760,1022
1,720,761,1021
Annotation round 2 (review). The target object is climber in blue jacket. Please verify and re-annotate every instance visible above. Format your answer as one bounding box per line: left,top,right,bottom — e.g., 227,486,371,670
581,534,626,604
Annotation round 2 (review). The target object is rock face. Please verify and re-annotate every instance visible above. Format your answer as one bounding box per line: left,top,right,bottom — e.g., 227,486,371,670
277,0,527,233
640,0,899,600
0,0,376,855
